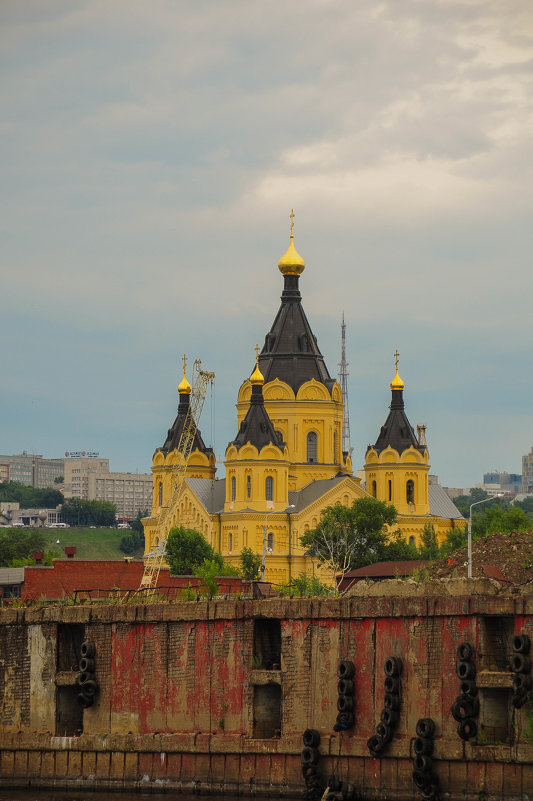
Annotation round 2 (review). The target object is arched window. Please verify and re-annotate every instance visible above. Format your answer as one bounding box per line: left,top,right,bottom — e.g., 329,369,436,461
372,480,377,498
406,480,415,504
307,432,318,463
229,532,233,552
158,482,163,506
388,479,392,502
231,476,236,502
267,532,274,551
409,536,415,546
265,475,274,501
246,475,251,498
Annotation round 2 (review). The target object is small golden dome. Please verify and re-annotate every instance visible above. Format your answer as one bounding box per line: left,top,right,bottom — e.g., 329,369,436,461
390,368,404,391
278,209,305,275
250,345,264,385
178,356,191,394
278,235,306,276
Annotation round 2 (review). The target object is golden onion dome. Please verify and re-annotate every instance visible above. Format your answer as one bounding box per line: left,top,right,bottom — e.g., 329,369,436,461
390,349,404,390
178,356,191,394
390,368,404,390
278,234,306,276
250,346,264,385
278,209,305,275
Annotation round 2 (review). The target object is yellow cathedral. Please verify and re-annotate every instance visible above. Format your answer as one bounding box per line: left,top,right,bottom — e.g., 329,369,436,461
143,224,464,584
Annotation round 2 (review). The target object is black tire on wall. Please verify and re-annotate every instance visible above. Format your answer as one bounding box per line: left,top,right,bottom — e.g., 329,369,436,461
512,634,531,655
338,660,355,679
415,718,436,738
367,734,385,758
457,642,474,662
303,729,320,748
457,660,476,680
457,718,477,740
510,653,532,674
384,656,402,677
79,657,95,673
80,641,96,659
413,736,433,756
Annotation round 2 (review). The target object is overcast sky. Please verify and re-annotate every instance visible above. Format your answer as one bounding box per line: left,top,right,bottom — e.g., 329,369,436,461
1,1,532,489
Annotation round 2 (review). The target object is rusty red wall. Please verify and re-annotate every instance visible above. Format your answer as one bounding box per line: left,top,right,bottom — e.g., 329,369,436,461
0,593,532,800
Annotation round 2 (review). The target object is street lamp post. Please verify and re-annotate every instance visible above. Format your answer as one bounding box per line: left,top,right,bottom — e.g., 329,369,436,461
286,504,296,581
467,494,503,578
262,504,296,582
261,511,273,582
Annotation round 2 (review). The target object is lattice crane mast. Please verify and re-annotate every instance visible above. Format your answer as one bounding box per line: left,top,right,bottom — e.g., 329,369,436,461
138,359,215,597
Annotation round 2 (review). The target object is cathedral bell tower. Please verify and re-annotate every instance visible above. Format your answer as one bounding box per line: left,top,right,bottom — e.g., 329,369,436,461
225,348,289,513
364,353,430,516
236,212,352,491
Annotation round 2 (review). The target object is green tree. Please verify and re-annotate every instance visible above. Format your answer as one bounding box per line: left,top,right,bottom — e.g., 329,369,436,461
439,527,467,557
239,546,262,581
419,523,439,560
453,488,488,518
382,530,420,562
515,497,533,515
61,498,116,527
0,529,47,567
165,526,223,575
280,573,333,597
197,558,221,599
60,498,90,526
89,500,116,527
299,497,398,582
0,481,63,509
130,509,148,536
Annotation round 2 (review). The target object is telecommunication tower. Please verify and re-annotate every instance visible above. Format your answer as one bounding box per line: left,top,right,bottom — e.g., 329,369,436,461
338,313,352,457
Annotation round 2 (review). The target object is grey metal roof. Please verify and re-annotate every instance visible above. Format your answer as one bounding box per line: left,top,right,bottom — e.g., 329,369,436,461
184,477,226,514
0,567,25,585
428,483,465,520
288,475,349,513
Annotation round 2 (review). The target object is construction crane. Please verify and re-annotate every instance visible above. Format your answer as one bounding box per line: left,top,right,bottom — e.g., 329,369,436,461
137,359,215,599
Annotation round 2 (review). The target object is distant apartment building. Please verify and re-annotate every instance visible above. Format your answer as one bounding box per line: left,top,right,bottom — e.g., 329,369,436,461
90,473,152,520
63,456,151,519
0,453,64,488
63,456,110,498
523,448,533,494
483,471,522,496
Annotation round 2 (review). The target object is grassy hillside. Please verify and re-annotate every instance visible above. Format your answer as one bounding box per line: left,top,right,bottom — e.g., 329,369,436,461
43,527,141,561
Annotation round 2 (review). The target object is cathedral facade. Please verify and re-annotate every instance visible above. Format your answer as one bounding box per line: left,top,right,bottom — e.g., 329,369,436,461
143,227,463,583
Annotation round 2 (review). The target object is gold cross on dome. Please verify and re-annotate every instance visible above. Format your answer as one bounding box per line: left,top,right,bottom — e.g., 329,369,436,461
394,349,400,370
290,209,295,236
254,343,260,364
182,354,187,374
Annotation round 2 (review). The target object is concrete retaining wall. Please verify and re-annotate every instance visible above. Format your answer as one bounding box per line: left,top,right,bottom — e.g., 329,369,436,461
0,594,532,799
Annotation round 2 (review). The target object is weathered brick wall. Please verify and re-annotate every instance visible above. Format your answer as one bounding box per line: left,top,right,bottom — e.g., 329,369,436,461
0,594,532,799
0,621,30,731
22,560,247,600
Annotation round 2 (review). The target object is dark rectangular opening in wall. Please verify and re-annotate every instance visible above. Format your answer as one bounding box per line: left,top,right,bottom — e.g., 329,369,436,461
57,623,84,672
480,617,513,671
479,688,513,745
254,619,281,669
56,685,83,736
253,684,281,738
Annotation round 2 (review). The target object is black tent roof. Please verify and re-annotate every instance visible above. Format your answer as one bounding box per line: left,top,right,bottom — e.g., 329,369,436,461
257,274,335,395
368,387,426,457
229,383,285,452
159,392,213,458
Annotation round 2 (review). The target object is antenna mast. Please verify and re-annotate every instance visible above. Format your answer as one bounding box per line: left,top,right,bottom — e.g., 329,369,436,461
338,313,352,456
